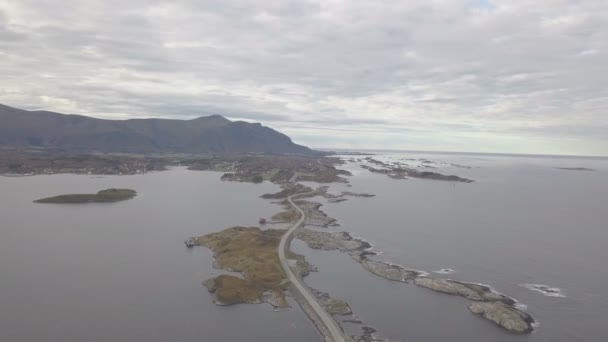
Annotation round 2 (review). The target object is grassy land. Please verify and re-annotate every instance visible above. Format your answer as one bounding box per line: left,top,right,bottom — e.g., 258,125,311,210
34,188,137,203
203,275,266,305
271,208,298,223
198,226,291,306
262,168,281,181
260,183,312,199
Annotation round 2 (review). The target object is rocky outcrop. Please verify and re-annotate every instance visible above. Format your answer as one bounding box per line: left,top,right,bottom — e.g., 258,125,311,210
294,228,370,253
361,260,421,282
414,278,534,333
295,228,423,284
261,290,290,308
469,302,534,333
294,226,535,334
287,251,318,277
184,237,199,247
414,278,514,304
296,200,339,227
360,162,474,183
308,287,353,316
351,326,401,342
341,191,375,198
415,277,481,298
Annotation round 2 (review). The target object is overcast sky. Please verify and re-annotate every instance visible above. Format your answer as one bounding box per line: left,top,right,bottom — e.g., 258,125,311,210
1,0,606,155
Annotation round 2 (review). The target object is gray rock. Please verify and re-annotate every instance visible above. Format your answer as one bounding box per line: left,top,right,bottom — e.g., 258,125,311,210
414,278,515,304
262,290,289,308
469,302,534,333
414,278,484,300
308,287,352,315
361,260,420,282
294,228,370,253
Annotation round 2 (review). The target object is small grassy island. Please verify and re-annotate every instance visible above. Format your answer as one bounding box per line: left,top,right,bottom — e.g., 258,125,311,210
34,188,137,203
195,227,311,307
197,227,288,306
557,167,597,171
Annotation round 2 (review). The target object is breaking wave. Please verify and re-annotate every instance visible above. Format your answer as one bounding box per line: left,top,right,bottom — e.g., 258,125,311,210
432,268,455,274
521,283,566,298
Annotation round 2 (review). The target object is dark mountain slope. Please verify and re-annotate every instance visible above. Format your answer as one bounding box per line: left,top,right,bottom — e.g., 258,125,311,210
0,104,312,154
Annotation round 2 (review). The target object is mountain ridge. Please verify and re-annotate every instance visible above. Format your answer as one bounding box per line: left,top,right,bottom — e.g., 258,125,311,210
0,104,314,155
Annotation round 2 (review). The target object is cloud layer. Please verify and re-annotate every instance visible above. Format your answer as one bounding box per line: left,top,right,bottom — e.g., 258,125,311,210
1,0,607,155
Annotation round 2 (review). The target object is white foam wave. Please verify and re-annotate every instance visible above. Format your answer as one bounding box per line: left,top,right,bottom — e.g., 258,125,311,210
521,283,566,298
432,268,455,274
514,302,528,311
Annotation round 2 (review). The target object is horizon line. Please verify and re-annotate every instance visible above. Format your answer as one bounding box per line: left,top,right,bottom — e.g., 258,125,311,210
316,147,608,159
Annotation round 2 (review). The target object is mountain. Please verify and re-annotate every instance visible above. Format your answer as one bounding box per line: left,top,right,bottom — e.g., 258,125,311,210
0,104,314,155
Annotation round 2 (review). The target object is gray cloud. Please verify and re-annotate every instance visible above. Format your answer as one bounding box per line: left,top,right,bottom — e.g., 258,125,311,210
0,0,606,155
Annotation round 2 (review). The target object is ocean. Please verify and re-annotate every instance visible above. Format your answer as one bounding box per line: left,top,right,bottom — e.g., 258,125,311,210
1,152,606,341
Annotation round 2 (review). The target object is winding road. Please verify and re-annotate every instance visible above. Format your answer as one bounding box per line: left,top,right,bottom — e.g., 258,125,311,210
278,194,348,342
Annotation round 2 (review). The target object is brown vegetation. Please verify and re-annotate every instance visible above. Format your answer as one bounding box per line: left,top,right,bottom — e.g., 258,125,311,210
261,183,312,199
197,227,291,306
271,208,299,223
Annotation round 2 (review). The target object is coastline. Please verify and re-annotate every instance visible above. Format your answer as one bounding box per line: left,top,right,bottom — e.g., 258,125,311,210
188,155,538,340
3,155,604,342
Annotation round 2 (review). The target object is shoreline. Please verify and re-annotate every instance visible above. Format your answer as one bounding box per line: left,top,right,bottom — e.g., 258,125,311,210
291,196,537,335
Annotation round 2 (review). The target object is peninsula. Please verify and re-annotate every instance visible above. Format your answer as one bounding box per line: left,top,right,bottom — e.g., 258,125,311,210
192,194,351,341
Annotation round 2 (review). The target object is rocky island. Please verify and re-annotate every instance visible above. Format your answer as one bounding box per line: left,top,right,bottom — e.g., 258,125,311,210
292,220,536,334
361,164,473,183
34,188,137,203
469,301,535,334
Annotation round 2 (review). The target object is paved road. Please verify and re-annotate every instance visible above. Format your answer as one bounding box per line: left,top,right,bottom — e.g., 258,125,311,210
278,194,347,342
317,158,324,170
289,172,299,183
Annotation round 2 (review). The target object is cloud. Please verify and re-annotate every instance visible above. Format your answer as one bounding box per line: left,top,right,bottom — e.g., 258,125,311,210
0,0,606,155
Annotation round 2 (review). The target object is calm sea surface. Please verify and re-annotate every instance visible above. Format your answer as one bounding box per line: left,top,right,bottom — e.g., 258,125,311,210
0,168,319,342
297,152,608,342
1,153,607,342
